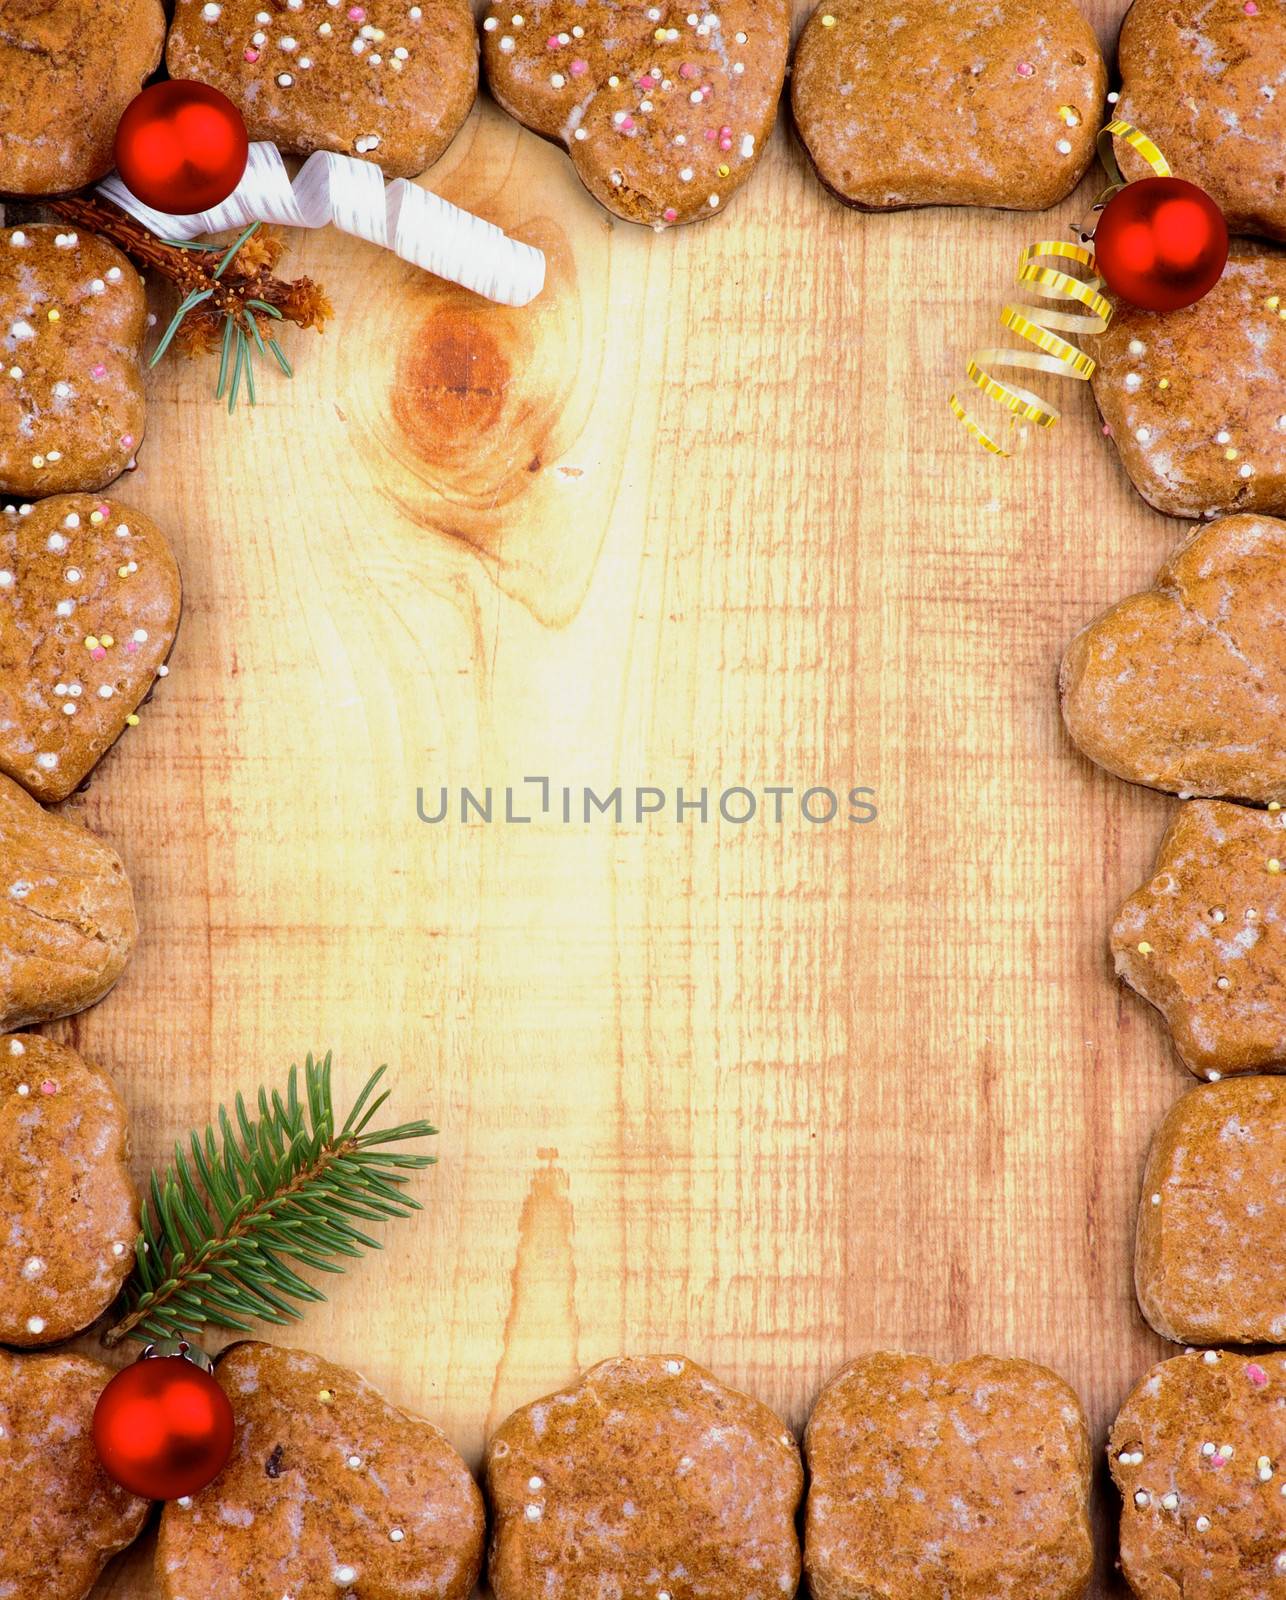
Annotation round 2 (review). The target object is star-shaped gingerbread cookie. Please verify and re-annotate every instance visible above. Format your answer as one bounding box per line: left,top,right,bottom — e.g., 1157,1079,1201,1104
1113,799,1286,1079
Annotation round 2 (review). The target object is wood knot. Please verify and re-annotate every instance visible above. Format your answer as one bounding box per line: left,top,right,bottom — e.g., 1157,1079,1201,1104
394,303,512,461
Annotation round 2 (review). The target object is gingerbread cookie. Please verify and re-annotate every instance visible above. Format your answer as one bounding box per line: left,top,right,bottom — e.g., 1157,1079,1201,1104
0,1349,150,1600
0,496,180,803
804,1352,1093,1600
1060,516,1286,806
1110,1349,1286,1600
1112,799,1286,1080
481,0,789,228
156,1342,484,1600
791,0,1105,212
0,1034,137,1347
1114,0,1286,243
1136,1078,1286,1346
0,1,165,197
0,771,137,1032
1092,248,1286,520
485,1354,803,1600
166,0,478,181
0,226,148,500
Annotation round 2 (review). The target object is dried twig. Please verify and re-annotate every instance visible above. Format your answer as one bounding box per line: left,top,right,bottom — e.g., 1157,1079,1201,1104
49,194,331,409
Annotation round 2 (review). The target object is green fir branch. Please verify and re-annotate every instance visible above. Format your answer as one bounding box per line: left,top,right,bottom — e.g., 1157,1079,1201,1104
108,1053,436,1347
150,223,293,411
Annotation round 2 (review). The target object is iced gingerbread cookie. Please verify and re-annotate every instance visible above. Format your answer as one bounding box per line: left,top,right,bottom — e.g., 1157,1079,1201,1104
1136,1078,1286,1346
1110,1349,1286,1600
791,0,1105,212
0,771,137,1032
1114,0,1286,243
156,1342,484,1600
481,0,789,228
0,0,165,196
485,1354,803,1600
1060,516,1286,806
166,0,478,180
1112,799,1286,1080
0,1349,150,1600
0,496,181,803
0,226,148,500
1092,249,1286,520
804,1352,1093,1600
0,1034,138,1347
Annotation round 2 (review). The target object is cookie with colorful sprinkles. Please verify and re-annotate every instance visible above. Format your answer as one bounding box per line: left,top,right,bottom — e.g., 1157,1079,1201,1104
1135,1077,1286,1346
1110,1349,1286,1600
481,0,789,228
803,1352,1094,1600
1092,248,1286,521
1114,0,1286,244
0,1033,139,1348
0,770,137,1033
0,495,181,804
790,0,1106,212
0,225,148,501
155,1342,485,1600
485,1354,803,1600
0,1349,150,1600
165,0,479,181
1112,799,1286,1080
0,0,165,197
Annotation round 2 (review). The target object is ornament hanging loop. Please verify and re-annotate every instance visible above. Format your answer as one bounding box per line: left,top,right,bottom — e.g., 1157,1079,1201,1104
1095,117,1173,193
138,1338,215,1373
1078,117,1174,238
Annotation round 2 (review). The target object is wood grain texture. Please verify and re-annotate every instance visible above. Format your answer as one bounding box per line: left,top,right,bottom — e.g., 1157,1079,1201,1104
54,4,1200,1591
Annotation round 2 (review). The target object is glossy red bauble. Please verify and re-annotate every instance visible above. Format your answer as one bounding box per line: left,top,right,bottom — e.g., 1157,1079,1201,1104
92,1351,235,1500
113,80,249,214
1093,176,1229,313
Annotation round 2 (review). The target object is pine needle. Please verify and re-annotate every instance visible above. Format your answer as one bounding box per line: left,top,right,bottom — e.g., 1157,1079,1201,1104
150,288,214,367
107,1053,436,1346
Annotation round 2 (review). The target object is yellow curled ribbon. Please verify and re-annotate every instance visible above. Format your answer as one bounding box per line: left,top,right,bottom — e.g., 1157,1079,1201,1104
949,240,1110,455
949,120,1171,456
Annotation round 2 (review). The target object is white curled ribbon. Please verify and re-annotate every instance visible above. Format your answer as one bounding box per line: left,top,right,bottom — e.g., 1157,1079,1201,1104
98,141,546,308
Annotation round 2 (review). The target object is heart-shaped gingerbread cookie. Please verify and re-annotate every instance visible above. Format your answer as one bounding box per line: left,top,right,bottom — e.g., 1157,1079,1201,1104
167,0,478,180
156,1342,485,1600
1061,515,1286,805
0,1349,150,1600
481,0,790,228
0,1033,139,1347
0,771,137,1032
0,494,180,804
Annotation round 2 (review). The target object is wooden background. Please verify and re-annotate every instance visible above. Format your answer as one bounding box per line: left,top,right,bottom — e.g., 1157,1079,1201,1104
43,1,1198,1592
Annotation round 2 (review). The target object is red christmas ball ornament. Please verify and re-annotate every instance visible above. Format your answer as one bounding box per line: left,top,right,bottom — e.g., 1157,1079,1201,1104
114,80,249,215
93,1342,235,1500
1093,176,1229,313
